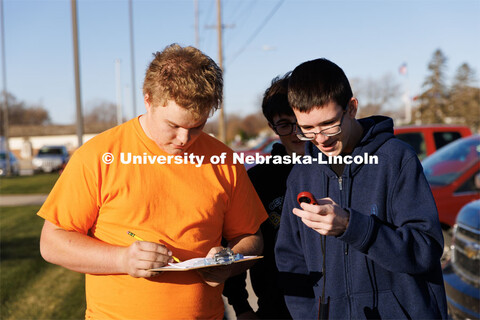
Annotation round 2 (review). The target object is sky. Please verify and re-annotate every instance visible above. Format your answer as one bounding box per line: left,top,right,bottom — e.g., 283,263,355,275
1,0,479,125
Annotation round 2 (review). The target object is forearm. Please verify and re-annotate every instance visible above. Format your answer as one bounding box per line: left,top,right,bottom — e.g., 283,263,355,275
228,229,263,276
229,229,263,256
40,220,126,274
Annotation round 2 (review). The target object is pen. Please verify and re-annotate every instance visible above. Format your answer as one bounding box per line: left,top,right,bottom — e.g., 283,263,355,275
127,231,181,263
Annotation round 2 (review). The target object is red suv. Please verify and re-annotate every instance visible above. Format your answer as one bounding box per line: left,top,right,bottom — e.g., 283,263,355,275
394,125,472,160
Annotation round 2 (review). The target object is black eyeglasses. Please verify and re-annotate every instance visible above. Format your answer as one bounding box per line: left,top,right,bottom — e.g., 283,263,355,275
295,111,346,141
272,122,297,136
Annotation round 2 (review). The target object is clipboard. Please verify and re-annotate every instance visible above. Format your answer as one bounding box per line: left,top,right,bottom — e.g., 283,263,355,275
149,255,263,271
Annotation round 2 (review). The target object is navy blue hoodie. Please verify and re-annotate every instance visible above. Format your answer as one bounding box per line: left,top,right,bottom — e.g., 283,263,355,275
275,116,448,319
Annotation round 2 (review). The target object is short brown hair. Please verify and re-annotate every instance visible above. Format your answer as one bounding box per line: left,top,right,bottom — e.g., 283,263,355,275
288,58,352,112
262,72,293,124
143,44,223,117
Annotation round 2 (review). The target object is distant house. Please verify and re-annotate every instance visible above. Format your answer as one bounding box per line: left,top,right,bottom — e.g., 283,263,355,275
3,123,115,159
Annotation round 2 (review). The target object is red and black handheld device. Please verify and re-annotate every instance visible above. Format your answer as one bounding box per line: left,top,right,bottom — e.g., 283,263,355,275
297,192,318,205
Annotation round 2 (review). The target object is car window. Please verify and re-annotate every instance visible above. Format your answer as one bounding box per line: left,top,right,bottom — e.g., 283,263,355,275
433,131,462,150
396,133,427,160
455,170,480,194
38,147,64,155
423,137,480,186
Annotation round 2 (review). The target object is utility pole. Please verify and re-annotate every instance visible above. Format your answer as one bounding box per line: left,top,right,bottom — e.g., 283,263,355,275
216,0,226,143
129,0,137,118
206,1,234,142
71,0,83,147
399,63,412,125
115,59,123,125
0,0,11,175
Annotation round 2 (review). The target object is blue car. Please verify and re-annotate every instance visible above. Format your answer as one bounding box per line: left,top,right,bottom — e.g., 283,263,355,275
0,150,20,176
443,200,480,319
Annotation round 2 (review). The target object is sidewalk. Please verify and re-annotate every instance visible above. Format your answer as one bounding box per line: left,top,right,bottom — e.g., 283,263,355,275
0,194,48,206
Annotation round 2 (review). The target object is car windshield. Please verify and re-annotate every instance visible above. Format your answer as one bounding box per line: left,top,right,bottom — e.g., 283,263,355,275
423,136,479,186
38,147,63,155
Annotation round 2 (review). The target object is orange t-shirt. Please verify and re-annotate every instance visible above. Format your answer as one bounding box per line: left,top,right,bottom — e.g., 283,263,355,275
37,117,268,320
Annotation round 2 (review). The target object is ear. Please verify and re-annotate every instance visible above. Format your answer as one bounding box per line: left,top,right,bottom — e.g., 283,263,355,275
347,98,358,118
144,94,152,111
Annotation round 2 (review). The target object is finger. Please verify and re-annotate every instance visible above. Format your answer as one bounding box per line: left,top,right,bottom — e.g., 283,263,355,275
299,201,317,211
135,269,163,278
317,197,334,205
206,246,224,258
300,217,331,230
136,241,171,255
134,259,170,271
299,201,332,214
136,251,172,264
293,207,328,222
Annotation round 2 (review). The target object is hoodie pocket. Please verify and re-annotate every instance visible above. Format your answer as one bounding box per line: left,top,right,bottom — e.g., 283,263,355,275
351,290,409,319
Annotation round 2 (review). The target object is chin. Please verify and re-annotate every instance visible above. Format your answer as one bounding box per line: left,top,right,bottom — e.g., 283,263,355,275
169,149,185,155
293,148,305,155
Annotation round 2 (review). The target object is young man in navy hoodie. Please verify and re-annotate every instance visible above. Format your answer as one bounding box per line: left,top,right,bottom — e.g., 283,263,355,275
274,58,448,319
224,73,304,319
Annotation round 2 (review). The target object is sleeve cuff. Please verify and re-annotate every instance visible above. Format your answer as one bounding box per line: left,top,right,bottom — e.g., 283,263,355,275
337,208,375,252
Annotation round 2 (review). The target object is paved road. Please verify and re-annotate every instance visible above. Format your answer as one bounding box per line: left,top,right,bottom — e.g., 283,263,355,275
0,194,48,206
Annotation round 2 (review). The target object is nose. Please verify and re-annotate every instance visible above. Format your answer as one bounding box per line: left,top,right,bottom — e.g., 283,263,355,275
176,128,190,146
314,133,329,145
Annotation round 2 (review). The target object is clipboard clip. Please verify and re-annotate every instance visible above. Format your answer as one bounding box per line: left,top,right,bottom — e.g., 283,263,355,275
213,247,244,264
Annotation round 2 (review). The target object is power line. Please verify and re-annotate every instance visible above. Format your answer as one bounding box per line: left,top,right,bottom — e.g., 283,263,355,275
200,0,216,50
228,0,284,66
224,1,258,50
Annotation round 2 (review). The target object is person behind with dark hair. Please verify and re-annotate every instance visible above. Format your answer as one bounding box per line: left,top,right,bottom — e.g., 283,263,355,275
223,73,304,319
37,44,267,320
275,58,448,319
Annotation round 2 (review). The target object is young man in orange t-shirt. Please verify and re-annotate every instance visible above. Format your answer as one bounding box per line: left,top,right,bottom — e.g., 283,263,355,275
38,44,267,319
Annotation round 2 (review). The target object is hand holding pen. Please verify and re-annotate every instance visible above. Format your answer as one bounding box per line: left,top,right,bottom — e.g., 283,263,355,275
121,231,180,278
127,231,181,263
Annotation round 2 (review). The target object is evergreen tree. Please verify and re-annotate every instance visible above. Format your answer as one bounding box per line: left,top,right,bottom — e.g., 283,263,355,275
418,49,449,123
450,63,480,131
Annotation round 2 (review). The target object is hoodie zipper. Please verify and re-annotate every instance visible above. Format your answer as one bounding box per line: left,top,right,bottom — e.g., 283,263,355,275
338,175,352,316
338,177,349,255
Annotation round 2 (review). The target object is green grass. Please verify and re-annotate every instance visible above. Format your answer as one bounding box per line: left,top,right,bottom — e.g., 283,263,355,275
0,205,85,320
0,173,59,194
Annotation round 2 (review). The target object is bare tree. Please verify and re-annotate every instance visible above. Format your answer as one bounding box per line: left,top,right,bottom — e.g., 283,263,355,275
240,112,268,138
205,111,269,143
0,91,50,135
351,74,400,118
84,100,117,125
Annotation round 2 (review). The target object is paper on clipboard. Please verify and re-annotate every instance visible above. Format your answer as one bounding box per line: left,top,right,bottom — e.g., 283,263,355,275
149,256,263,271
